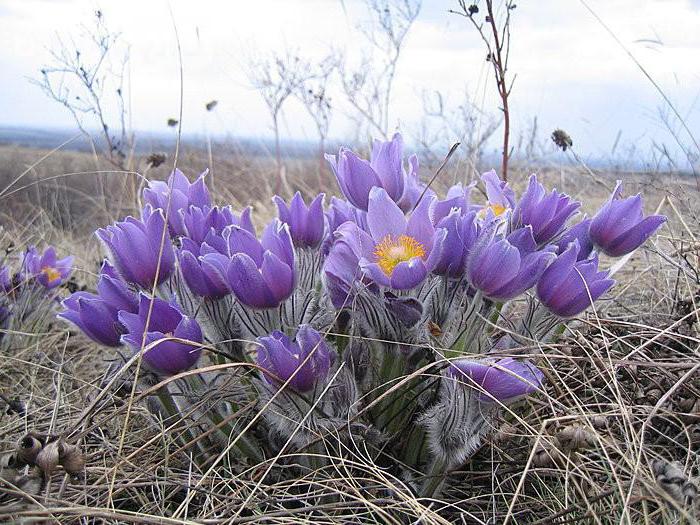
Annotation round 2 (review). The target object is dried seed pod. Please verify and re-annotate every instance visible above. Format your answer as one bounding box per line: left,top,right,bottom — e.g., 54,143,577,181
59,443,85,476
678,397,700,424
34,439,61,476
590,415,608,430
652,460,698,506
492,423,518,445
555,425,597,452
16,433,45,467
688,423,700,450
532,441,563,468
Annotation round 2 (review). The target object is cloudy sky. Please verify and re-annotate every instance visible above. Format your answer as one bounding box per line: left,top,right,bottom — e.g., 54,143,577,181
1,0,699,164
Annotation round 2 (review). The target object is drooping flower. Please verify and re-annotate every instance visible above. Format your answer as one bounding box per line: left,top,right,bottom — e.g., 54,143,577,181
119,294,202,375
448,357,544,403
256,324,335,393
96,208,175,289
325,133,406,210
226,219,296,309
24,246,73,290
537,240,615,317
555,218,594,261
178,238,231,299
59,262,139,346
357,187,447,290
467,226,555,300
432,210,479,278
143,169,211,236
589,181,666,257
273,192,325,249
513,174,580,244
183,205,254,246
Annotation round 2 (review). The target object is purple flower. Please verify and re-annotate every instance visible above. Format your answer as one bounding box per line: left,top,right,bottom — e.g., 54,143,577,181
178,239,230,299
478,170,516,219
448,357,544,403
537,241,615,317
256,325,335,393
24,246,74,289
357,187,447,290
226,219,296,309
0,265,12,293
326,133,406,211
183,205,254,245
119,294,202,375
396,153,426,212
555,218,594,261
273,192,325,248
432,210,479,278
322,197,368,256
143,169,211,237
513,175,580,244
96,208,175,289
323,222,377,308
59,262,139,346
589,181,666,257
467,226,555,300
432,183,473,224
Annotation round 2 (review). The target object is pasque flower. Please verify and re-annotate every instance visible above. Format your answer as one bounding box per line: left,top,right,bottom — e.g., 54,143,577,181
396,153,425,212
256,324,335,393
96,208,175,289
537,240,615,317
357,187,447,290
479,170,516,219
24,246,73,289
326,133,406,210
467,225,555,300
273,192,325,248
59,261,139,346
0,265,13,293
432,210,479,278
183,205,253,246
513,175,580,244
119,294,202,375
589,181,666,257
448,357,544,403
226,219,296,309
323,220,379,308
178,238,231,299
555,218,594,261
143,169,211,236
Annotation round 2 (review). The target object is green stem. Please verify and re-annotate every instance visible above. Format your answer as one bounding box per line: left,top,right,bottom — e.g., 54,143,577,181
155,384,199,450
403,426,427,467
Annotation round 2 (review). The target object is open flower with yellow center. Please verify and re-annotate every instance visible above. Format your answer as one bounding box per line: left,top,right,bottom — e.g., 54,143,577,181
334,187,447,290
477,170,516,222
24,246,74,290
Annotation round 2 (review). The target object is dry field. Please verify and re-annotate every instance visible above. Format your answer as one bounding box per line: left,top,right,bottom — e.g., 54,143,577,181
0,143,698,524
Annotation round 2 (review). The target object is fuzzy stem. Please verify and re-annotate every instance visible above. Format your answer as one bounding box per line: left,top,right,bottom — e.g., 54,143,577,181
420,457,448,499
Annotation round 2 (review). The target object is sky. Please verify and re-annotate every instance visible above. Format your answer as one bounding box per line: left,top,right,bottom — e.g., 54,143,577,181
1,0,699,166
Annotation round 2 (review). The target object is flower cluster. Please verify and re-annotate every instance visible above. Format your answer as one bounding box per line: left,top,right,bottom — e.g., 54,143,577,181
58,133,666,495
0,245,74,349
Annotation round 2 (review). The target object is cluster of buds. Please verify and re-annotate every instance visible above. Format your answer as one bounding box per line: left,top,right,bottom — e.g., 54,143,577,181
57,133,666,495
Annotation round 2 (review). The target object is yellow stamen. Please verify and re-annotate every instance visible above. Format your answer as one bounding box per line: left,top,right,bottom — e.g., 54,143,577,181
42,266,61,284
477,203,507,219
374,234,426,276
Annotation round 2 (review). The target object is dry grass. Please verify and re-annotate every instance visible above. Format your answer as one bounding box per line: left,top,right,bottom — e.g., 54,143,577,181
0,144,698,524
